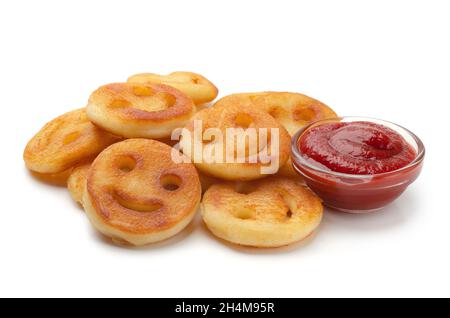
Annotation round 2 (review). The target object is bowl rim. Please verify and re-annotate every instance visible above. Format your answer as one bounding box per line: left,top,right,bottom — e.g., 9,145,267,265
291,116,425,179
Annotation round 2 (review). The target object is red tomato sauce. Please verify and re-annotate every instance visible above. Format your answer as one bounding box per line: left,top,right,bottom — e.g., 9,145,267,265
292,120,424,212
297,121,416,175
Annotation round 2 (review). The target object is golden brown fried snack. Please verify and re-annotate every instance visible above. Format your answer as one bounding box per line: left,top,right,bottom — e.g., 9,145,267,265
86,83,195,139
23,108,120,174
201,176,323,248
214,92,337,135
67,163,91,205
179,104,291,180
127,71,218,105
83,139,201,246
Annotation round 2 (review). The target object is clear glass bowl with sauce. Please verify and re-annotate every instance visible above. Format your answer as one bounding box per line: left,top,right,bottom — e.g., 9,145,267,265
291,117,425,213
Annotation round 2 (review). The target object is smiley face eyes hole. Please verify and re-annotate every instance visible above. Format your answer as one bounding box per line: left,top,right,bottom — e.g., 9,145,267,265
292,107,317,121
63,131,81,145
268,106,285,119
160,174,182,191
109,99,131,108
234,113,253,129
235,207,255,220
132,85,154,96
117,156,136,173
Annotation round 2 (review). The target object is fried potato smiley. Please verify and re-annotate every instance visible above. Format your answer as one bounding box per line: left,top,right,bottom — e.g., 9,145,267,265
201,176,322,248
83,139,201,246
214,92,337,135
179,104,291,181
86,83,196,139
24,108,120,174
127,71,218,105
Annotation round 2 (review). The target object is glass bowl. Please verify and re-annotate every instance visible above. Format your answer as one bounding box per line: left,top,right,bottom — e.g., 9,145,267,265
291,117,425,213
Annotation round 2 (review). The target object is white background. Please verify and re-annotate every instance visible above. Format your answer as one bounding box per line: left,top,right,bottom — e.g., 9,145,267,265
1,0,448,297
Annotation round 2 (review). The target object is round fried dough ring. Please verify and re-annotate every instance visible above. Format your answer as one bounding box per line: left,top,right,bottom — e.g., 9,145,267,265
179,103,291,180
67,163,91,205
86,83,196,138
23,108,120,174
201,176,323,247
127,71,218,105
83,139,201,246
214,92,337,135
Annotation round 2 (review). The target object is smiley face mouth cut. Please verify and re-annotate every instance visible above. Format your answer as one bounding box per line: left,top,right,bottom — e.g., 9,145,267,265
113,190,163,213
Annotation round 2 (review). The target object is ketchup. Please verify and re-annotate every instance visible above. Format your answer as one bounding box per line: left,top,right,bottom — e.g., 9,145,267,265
298,122,416,175
292,119,424,212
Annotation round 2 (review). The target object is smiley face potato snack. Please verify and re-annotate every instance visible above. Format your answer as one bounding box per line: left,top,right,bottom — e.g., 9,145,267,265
82,139,201,246
127,71,218,105
201,176,323,247
214,92,337,136
86,83,196,139
179,103,291,181
24,108,120,174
